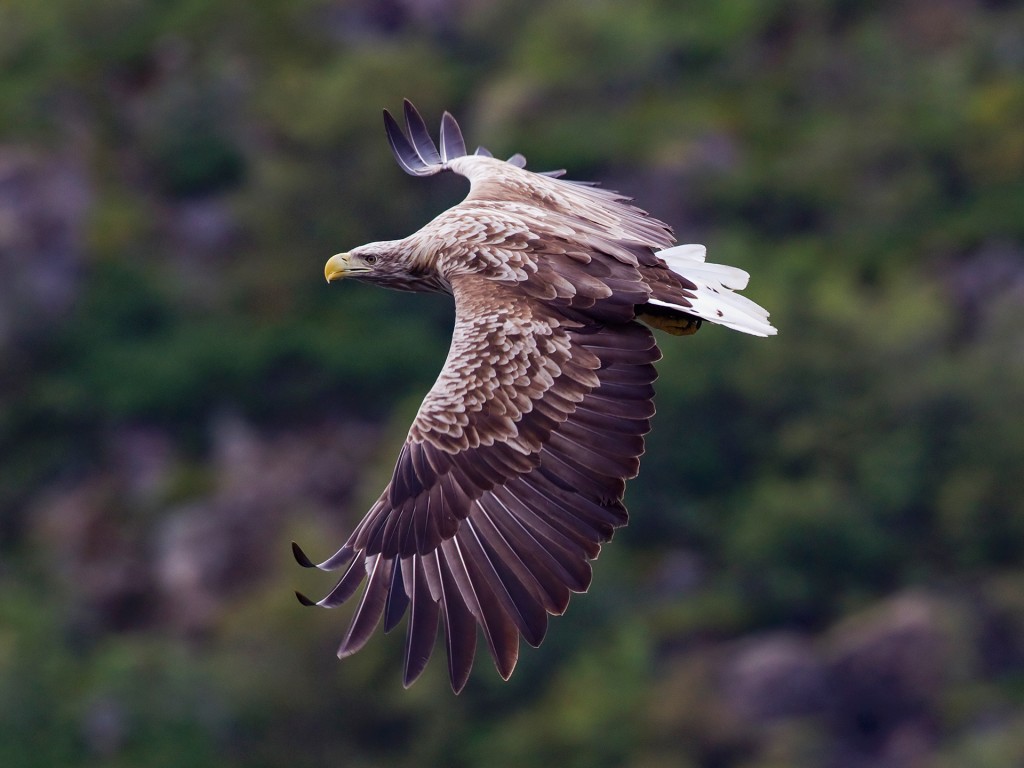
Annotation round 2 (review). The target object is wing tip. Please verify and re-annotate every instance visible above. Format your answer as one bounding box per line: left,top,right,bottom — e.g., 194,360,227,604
449,669,471,695
496,653,518,681
292,541,316,568
292,541,357,571
439,110,467,163
384,101,567,178
383,107,430,176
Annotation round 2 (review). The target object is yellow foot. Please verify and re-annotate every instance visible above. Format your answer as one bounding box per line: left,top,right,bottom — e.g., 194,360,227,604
637,310,702,336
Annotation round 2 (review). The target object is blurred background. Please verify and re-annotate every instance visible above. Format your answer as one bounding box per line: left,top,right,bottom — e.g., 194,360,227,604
2,0,1023,766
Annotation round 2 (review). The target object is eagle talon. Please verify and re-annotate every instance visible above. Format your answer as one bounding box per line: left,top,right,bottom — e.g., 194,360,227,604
637,310,703,336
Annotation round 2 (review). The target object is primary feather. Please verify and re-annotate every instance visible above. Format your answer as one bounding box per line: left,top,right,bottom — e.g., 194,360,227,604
296,100,776,692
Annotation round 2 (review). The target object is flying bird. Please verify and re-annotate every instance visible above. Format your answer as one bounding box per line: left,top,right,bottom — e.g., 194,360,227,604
294,100,776,692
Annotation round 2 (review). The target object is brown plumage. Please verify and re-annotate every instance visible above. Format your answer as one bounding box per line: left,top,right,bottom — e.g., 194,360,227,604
295,100,776,692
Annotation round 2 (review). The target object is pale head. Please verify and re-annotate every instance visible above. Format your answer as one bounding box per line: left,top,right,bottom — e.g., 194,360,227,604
324,238,440,292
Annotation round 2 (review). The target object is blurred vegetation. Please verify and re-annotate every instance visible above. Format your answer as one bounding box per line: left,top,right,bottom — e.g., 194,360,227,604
2,0,1023,766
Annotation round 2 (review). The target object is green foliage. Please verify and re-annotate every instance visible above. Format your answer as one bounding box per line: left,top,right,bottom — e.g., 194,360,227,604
0,577,223,768
3,0,1024,766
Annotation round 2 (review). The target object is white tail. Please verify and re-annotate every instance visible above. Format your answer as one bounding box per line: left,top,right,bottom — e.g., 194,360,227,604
652,244,777,337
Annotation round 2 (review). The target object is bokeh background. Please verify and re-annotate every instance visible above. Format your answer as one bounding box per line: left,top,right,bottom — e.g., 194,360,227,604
2,0,1024,766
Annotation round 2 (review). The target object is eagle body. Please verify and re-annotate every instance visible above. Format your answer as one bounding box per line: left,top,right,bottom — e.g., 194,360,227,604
297,102,776,692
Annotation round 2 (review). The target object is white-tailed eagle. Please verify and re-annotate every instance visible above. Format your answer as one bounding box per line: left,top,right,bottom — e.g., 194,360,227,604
294,101,776,692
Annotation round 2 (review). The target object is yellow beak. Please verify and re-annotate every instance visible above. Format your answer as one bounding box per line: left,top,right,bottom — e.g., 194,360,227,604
324,252,351,283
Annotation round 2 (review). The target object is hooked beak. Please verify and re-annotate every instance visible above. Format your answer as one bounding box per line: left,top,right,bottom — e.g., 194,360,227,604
324,252,351,283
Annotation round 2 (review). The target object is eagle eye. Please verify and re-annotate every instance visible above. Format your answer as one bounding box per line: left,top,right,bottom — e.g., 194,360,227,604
364,254,379,265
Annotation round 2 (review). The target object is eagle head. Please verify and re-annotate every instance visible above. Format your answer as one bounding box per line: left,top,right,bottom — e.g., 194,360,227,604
325,239,438,292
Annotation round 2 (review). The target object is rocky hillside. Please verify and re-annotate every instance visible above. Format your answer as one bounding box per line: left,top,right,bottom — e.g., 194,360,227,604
2,1,1023,766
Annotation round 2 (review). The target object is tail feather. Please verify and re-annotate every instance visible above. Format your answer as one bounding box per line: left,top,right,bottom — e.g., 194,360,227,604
651,244,777,337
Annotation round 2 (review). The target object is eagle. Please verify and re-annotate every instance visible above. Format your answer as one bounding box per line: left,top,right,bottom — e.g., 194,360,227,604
294,101,775,693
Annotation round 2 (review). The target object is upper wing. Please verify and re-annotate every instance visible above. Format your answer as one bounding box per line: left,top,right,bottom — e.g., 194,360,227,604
295,274,660,692
383,98,566,179
383,99,676,253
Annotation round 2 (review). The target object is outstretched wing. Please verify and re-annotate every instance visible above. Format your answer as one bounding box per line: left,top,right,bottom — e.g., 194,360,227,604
295,274,660,692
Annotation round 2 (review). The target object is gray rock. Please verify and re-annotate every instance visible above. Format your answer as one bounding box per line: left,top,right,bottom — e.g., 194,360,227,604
824,593,951,760
720,632,829,722
0,147,90,349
